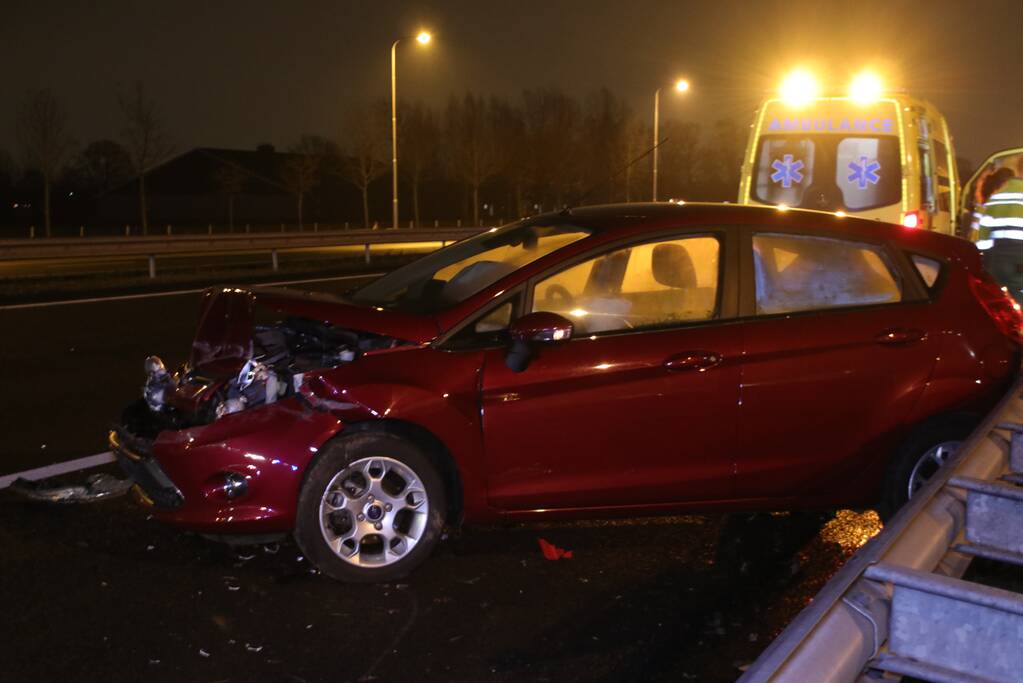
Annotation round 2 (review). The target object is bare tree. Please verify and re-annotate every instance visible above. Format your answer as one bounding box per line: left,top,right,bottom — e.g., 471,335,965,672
490,96,527,218
521,88,581,210
341,102,388,229
398,101,439,227
444,92,500,226
659,120,702,199
16,90,74,237
281,136,334,229
71,139,132,197
117,82,174,234
214,162,248,231
580,88,630,204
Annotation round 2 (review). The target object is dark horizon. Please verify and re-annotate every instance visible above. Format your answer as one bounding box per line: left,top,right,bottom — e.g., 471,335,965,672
3,0,1022,167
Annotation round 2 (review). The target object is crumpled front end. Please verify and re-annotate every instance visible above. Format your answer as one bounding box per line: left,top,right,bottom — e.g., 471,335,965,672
112,286,422,535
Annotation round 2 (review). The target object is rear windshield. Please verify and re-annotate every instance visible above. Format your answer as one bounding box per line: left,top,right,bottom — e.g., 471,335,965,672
350,222,592,313
754,135,901,212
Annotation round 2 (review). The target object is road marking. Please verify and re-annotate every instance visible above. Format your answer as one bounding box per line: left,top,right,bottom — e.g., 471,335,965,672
0,451,116,489
0,272,385,311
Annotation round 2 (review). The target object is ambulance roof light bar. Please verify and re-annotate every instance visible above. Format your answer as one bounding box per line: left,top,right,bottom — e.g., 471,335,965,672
779,69,820,107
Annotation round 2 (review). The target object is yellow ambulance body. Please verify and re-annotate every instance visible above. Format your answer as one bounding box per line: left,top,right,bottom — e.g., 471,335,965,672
738,94,959,234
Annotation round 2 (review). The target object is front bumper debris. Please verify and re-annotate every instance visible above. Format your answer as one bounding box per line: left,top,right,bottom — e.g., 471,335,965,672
9,473,133,504
109,429,184,509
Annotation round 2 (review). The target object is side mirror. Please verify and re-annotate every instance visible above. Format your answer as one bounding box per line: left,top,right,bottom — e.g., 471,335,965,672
505,312,573,372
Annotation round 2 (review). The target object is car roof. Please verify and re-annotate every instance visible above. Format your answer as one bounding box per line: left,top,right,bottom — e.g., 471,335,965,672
531,202,971,257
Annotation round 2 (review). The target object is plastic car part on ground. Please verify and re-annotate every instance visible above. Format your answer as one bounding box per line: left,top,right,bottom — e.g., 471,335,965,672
538,538,573,560
9,473,133,503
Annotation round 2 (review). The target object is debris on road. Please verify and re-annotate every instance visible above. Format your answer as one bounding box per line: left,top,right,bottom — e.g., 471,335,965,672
537,538,572,560
9,472,132,503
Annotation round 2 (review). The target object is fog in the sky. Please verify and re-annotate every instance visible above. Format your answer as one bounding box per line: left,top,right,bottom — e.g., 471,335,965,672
3,0,1020,166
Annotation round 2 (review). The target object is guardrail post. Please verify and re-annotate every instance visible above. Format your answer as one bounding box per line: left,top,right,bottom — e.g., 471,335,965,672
125,224,130,237
314,222,318,232
29,225,35,239
364,243,371,264
208,224,213,235
457,219,462,227
148,255,156,279
79,225,84,237
166,224,171,236
441,240,447,247
280,223,285,233
245,224,250,233
434,220,439,228
345,221,349,230
271,249,279,271
408,220,413,229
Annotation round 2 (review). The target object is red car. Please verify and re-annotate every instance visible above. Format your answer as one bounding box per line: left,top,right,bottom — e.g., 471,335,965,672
111,203,1021,581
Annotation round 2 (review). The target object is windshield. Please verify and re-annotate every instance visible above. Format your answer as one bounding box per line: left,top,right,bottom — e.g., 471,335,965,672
350,222,592,313
754,135,901,212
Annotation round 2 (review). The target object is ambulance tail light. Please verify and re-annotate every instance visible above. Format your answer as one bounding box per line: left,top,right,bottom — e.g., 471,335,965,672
901,211,921,229
969,272,1023,346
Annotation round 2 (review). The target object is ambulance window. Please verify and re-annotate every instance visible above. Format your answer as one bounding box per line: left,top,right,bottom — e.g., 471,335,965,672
754,138,815,207
835,137,901,211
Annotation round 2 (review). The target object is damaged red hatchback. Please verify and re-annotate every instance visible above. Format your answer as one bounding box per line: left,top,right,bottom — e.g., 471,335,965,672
112,203,1021,581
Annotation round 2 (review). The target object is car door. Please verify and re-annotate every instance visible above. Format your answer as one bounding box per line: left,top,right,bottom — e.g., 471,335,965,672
479,228,742,512
734,227,940,502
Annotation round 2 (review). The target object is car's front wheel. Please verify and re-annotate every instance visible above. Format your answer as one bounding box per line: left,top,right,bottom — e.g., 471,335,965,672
295,432,447,582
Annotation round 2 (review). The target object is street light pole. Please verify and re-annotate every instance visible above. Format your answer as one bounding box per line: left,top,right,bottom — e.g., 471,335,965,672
390,39,400,229
652,78,690,202
390,31,431,230
652,87,661,202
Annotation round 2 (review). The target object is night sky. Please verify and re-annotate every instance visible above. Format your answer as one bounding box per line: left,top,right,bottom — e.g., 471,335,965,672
3,0,1021,167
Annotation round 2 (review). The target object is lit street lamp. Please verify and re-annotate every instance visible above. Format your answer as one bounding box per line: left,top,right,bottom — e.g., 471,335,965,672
652,78,690,201
391,30,432,229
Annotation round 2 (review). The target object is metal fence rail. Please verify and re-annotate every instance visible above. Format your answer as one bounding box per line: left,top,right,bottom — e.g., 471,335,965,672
740,376,1023,683
0,227,485,261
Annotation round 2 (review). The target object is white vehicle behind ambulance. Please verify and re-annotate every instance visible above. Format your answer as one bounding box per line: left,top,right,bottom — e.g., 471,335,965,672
738,70,959,234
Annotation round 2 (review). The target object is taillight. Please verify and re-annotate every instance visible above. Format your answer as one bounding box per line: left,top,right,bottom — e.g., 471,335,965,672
902,211,921,229
969,273,1023,345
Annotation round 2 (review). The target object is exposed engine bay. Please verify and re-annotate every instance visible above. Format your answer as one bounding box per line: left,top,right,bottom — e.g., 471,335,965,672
133,316,406,436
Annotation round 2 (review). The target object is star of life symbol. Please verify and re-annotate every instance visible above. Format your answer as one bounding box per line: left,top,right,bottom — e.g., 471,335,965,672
848,156,881,189
770,154,804,188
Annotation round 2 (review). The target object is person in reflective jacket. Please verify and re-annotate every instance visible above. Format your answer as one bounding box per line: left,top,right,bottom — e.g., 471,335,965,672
978,158,1023,303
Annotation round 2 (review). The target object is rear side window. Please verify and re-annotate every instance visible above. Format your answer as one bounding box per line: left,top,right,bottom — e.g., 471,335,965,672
910,254,942,288
753,233,902,315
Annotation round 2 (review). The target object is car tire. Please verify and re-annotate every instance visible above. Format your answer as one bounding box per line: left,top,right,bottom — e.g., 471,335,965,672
879,415,976,521
294,431,447,583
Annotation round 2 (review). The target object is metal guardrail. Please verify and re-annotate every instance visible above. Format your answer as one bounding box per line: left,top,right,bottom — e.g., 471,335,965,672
0,227,485,261
740,376,1023,683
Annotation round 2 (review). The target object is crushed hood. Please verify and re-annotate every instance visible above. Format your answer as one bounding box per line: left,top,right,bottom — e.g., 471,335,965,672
190,287,439,372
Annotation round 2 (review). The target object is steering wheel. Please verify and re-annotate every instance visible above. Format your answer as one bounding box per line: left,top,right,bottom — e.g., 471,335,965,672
542,284,575,309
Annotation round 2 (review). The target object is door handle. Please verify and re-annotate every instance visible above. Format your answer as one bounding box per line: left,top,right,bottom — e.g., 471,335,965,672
875,328,926,345
664,351,723,372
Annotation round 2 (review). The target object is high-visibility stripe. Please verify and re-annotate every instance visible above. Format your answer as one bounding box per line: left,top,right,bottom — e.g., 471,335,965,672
977,239,995,250
990,229,1023,241
988,192,1023,201
979,216,1023,228
982,200,1023,207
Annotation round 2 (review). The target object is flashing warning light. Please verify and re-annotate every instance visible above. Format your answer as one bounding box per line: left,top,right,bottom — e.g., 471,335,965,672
416,31,432,45
849,72,884,104
779,70,819,107
902,211,920,229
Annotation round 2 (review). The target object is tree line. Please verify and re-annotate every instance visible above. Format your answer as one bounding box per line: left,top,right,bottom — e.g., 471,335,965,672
4,85,747,234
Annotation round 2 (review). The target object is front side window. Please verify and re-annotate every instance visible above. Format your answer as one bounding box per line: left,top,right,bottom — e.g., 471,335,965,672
754,135,901,212
350,222,591,313
532,235,720,335
753,233,902,315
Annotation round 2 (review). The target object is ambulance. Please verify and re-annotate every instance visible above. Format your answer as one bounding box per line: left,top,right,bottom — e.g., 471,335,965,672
738,71,959,234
